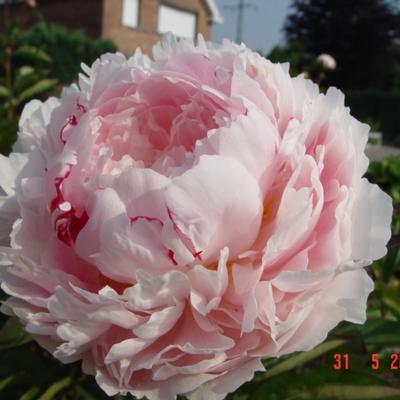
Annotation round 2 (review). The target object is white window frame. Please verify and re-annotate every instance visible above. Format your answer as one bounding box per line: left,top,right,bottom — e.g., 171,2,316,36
157,3,197,40
121,0,140,29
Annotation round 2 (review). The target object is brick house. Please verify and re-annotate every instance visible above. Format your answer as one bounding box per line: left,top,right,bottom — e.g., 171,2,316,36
2,0,222,55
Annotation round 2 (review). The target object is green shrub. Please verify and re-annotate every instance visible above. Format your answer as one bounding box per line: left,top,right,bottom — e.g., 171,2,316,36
268,41,310,77
345,90,400,145
20,22,117,85
0,22,118,154
0,21,58,154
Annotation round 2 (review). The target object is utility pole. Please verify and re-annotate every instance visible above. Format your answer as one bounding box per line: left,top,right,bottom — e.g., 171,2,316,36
236,0,244,44
224,0,258,45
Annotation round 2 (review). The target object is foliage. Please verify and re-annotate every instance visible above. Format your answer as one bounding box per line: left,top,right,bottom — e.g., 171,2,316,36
268,41,309,77
0,19,117,155
0,119,18,156
366,157,400,238
0,338,113,399
0,20,57,154
394,44,400,91
267,41,337,87
20,22,117,85
345,90,400,144
284,0,400,90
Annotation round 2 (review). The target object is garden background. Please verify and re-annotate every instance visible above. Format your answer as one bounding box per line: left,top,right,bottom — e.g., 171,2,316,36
1,0,400,399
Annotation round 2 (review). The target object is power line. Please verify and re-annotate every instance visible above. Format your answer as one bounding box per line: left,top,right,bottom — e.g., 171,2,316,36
223,0,258,44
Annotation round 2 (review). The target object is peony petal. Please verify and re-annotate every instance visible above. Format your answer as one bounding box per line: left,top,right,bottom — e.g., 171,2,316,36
351,179,392,261
75,188,126,261
165,155,263,263
112,167,170,220
95,215,172,282
187,358,265,400
125,269,190,310
188,248,229,315
195,105,279,194
15,97,60,152
133,302,185,339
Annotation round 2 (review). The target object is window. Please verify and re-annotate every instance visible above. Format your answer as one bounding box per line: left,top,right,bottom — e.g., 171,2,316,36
158,4,197,40
122,0,139,28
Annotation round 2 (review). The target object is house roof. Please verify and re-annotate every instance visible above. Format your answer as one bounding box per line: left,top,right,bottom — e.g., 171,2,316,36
204,0,223,23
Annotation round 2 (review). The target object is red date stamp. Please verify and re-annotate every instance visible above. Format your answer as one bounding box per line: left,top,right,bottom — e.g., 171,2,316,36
333,353,400,370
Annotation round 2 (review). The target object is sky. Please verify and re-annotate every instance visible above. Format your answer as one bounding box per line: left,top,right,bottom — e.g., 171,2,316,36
211,0,292,55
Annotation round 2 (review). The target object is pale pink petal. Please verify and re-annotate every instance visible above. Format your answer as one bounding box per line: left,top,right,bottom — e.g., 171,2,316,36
351,179,392,261
95,215,172,282
75,188,126,261
195,105,279,194
165,155,263,263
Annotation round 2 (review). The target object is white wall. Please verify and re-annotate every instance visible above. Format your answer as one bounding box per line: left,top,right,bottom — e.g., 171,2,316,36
158,4,197,39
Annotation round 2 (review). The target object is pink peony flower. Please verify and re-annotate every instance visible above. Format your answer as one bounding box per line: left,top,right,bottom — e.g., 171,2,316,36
26,0,37,8
317,53,337,70
0,35,392,399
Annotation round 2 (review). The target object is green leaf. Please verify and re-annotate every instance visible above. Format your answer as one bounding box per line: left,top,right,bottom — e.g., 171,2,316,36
373,282,400,320
382,246,400,282
14,46,52,64
74,384,97,400
0,117,18,155
332,320,363,336
0,85,10,99
229,394,249,400
365,333,400,346
14,66,39,94
265,339,347,378
0,317,32,349
0,375,14,391
17,65,35,76
17,79,57,104
314,384,400,399
362,318,400,346
20,386,41,400
37,377,72,400
382,297,400,320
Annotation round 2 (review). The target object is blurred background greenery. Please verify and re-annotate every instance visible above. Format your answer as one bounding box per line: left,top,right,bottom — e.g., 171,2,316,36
1,0,400,399
0,2,116,155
